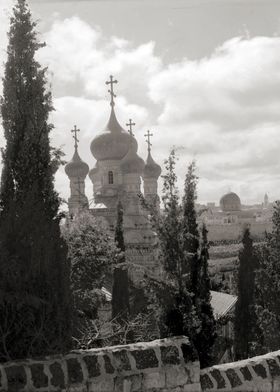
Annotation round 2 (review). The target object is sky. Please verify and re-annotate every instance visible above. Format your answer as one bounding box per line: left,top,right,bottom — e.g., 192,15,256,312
1,0,280,205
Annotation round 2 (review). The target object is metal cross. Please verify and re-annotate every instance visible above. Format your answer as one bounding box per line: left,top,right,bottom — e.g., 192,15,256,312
71,125,80,150
144,130,153,152
126,118,135,137
106,75,118,106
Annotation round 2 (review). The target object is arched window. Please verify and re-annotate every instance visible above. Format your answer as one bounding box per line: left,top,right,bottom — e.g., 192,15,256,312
108,171,114,184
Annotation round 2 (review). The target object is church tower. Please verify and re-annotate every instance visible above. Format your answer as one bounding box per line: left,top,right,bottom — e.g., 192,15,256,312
89,76,161,279
65,125,89,215
143,130,161,210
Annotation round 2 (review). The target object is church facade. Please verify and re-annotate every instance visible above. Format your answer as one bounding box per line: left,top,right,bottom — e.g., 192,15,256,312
65,76,162,279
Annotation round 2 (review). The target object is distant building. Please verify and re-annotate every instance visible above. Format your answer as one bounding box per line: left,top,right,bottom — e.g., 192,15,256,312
199,192,273,242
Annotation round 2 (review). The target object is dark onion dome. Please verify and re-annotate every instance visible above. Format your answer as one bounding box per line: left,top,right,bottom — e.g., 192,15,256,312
65,149,89,179
220,192,241,212
89,163,99,182
90,108,137,161
120,144,145,175
143,151,161,179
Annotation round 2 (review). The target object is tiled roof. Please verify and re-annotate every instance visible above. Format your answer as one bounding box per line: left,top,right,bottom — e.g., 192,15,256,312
210,290,237,319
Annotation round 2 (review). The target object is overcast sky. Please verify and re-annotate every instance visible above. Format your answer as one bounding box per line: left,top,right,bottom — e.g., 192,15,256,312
1,0,280,205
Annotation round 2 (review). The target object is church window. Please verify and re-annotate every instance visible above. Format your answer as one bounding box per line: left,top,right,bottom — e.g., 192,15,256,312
108,171,114,184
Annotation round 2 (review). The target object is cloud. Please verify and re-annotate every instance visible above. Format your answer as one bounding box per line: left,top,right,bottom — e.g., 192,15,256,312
2,9,280,204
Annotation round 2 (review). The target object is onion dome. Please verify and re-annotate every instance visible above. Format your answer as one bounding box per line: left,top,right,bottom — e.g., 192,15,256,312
89,162,99,182
143,151,161,179
65,149,89,179
120,144,145,175
90,108,137,161
220,192,241,212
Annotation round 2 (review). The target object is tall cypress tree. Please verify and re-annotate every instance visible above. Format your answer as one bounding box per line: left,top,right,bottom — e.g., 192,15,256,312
182,162,216,367
234,227,257,359
112,201,130,321
0,0,72,361
193,224,217,368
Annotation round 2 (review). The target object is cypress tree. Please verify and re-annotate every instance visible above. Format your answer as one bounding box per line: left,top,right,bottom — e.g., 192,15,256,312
234,227,257,359
254,202,280,353
0,0,72,361
182,162,216,367
112,201,130,321
192,224,217,368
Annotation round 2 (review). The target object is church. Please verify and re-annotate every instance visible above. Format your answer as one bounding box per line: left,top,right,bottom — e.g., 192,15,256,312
64,76,162,280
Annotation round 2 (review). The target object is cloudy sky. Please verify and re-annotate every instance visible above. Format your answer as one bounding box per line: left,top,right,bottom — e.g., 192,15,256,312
1,0,280,205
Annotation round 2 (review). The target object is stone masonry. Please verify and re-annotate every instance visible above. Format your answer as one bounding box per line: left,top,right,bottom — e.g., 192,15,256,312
0,336,200,392
201,349,280,391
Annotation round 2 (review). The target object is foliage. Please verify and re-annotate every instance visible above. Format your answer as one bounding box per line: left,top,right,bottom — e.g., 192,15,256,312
0,0,71,361
234,227,258,359
254,201,280,353
62,212,119,320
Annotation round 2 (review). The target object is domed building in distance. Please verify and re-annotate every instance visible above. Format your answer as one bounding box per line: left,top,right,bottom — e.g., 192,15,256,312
198,191,273,242
65,76,162,280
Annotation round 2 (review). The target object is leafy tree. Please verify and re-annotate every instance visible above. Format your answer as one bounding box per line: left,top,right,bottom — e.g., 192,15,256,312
0,0,71,360
62,212,119,320
254,201,280,353
234,227,258,359
112,202,130,322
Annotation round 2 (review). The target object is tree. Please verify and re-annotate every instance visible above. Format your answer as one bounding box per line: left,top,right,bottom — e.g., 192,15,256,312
62,212,119,320
112,202,130,322
181,162,216,367
147,149,200,347
234,227,258,359
0,0,71,361
193,224,217,368
254,201,280,353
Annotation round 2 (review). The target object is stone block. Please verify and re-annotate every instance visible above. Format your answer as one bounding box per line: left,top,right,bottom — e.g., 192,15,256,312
103,354,114,374
200,373,214,390
83,354,101,378
127,374,142,391
225,368,242,388
161,346,180,365
181,343,198,363
5,365,26,392
267,358,280,377
113,350,131,371
30,363,48,388
131,348,158,370
66,357,84,384
88,378,114,392
252,363,267,379
166,366,190,388
210,369,226,389
50,361,65,388
239,366,252,381
143,371,165,389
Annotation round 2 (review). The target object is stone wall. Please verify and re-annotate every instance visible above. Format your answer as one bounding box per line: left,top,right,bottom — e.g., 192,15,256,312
201,349,280,392
0,336,200,392
207,222,272,242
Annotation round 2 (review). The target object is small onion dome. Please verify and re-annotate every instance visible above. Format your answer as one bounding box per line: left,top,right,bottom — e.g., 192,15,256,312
65,149,89,179
143,151,161,179
89,163,99,182
120,146,145,175
220,192,241,212
90,108,137,161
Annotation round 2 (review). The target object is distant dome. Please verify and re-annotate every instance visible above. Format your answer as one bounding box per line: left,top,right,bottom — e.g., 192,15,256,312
90,108,137,161
89,163,99,182
120,146,145,175
65,150,89,179
220,192,241,212
143,151,161,179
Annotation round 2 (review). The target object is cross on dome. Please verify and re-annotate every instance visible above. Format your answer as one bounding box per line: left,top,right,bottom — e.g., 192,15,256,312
126,118,135,137
144,130,153,153
106,75,118,107
71,125,80,151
